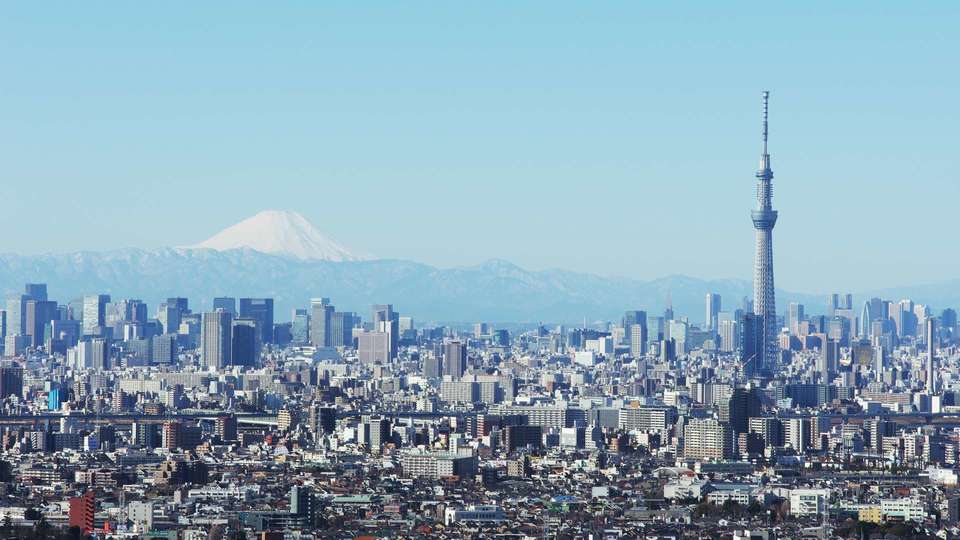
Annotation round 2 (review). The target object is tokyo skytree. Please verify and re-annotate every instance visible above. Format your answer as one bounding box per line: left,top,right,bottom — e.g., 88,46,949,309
751,91,778,373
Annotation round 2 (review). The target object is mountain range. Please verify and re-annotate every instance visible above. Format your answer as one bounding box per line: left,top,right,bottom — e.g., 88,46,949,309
0,211,955,323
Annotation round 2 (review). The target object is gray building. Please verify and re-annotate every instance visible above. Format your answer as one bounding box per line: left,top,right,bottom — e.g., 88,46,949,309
201,310,233,369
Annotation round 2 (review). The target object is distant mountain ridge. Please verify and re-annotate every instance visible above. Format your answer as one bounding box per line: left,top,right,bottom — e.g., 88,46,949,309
3,246,954,323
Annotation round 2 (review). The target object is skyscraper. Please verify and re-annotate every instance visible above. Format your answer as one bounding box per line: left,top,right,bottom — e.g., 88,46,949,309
750,91,778,373
213,297,237,316
82,294,111,336
231,318,260,367
310,298,334,347
443,340,467,379
239,298,274,344
372,304,399,360
927,318,937,395
201,310,233,369
705,293,721,331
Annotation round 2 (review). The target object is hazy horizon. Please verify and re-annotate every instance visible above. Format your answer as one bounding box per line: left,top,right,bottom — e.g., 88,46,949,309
2,3,957,294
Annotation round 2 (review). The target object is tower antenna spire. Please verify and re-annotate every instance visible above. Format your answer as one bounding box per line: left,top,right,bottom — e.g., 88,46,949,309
762,90,769,155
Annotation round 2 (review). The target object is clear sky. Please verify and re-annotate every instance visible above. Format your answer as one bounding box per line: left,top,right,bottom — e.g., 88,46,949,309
1,2,957,293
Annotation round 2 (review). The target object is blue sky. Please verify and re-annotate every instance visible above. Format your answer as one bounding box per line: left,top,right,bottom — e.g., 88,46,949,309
1,2,957,293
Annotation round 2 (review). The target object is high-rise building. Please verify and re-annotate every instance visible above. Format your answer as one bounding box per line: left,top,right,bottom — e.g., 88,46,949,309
629,324,646,358
739,312,763,378
212,297,237,316
200,310,232,369
82,294,111,336
214,415,238,441
151,334,176,364
705,294,721,331
718,319,739,353
357,332,390,364
750,91,779,373
291,309,310,344
24,283,47,302
331,311,355,347
310,298,334,347
68,491,95,534
239,298,274,345
0,364,23,399
622,311,646,346
927,318,937,395
25,300,58,348
721,386,762,435
5,295,29,337
443,341,467,379
231,318,260,367
372,304,399,359
683,418,734,460
788,302,805,336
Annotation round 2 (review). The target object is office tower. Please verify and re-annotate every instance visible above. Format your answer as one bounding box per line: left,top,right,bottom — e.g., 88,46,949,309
818,340,839,383
151,334,176,364
372,304,399,359
663,293,674,321
310,298,334,347
943,308,957,337
290,309,309,344
622,311,646,345
25,300,58,348
361,416,391,454
750,91,779,373
399,316,414,332
423,355,443,378
718,319,739,353
80,338,109,371
24,283,47,302
739,312,763,378
309,405,337,435
331,311,354,347
474,322,489,338
212,297,237,316
721,387,762,434
166,297,189,314
443,340,467,379
357,332,390,364
705,294,721,331
788,302,804,336
0,365,23,399
231,318,260,367
156,303,180,335
5,295,28,337
239,298,274,344
81,294,111,336
927,318,937,395
646,316,664,349
629,324,646,358
200,310,233,369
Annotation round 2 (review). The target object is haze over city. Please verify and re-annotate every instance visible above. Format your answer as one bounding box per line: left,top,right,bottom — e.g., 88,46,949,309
2,2,958,293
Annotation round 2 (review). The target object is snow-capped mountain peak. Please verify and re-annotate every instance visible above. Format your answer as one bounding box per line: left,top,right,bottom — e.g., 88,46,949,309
189,210,368,261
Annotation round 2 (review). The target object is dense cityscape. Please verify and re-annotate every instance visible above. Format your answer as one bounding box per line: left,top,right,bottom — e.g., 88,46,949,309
0,95,957,540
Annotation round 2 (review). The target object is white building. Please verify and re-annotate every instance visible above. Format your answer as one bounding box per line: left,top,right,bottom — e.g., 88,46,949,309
788,488,829,517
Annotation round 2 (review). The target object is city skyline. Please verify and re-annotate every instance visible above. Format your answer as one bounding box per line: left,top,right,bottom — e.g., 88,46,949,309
2,3,958,293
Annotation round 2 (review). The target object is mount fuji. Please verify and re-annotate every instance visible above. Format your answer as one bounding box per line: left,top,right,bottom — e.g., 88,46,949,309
189,210,369,262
